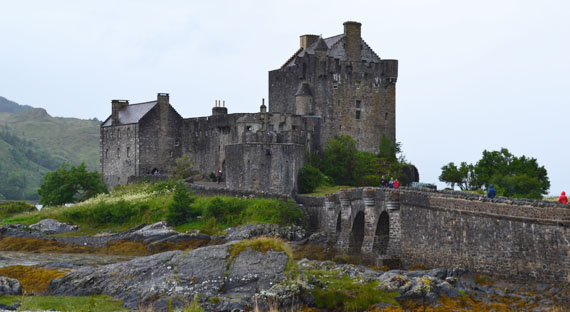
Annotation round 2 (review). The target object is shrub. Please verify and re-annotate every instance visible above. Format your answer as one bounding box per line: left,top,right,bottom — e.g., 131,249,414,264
166,183,198,226
298,164,326,193
0,201,36,220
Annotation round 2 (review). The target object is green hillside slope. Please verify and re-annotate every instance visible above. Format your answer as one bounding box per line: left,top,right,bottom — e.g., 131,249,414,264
0,99,101,200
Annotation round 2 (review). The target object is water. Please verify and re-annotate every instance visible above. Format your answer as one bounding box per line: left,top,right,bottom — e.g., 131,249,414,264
0,252,134,268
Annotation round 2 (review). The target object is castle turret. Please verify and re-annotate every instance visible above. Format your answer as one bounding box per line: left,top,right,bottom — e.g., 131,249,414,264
344,21,362,62
295,82,313,115
111,99,129,125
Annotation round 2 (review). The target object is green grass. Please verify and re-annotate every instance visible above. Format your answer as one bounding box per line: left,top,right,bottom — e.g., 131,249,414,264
0,295,128,311
1,182,305,236
304,185,354,197
309,269,399,311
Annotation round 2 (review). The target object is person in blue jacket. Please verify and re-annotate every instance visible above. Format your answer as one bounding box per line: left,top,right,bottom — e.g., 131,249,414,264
487,184,497,198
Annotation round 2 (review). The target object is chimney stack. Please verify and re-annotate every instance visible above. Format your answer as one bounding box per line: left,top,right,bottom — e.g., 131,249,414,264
111,99,129,125
300,34,319,49
343,21,362,62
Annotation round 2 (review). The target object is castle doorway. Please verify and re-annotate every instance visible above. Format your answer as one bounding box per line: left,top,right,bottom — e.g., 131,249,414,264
349,211,365,254
151,168,159,175
373,211,390,255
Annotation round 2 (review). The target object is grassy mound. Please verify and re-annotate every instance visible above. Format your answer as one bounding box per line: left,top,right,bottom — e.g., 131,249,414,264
1,182,305,236
0,201,36,220
308,269,399,311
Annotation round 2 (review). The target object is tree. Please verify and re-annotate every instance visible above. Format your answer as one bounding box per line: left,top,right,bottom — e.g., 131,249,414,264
321,135,359,186
439,162,475,190
297,164,326,193
166,182,198,226
169,155,198,181
439,148,550,199
38,163,107,206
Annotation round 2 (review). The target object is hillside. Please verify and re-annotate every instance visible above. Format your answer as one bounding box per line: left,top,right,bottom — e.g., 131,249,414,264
0,96,33,114
0,97,100,200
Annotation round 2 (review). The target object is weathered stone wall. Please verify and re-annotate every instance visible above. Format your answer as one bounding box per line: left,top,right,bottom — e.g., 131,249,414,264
100,124,138,188
224,143,306,195
138,103,184,176
268,24,397,154
310,187,570,282
399,188,570,283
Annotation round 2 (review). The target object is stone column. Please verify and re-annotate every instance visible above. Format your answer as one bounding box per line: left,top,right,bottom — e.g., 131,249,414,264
336,189,352,254
361,188,378,263
386,190,402,259
324,193,338,243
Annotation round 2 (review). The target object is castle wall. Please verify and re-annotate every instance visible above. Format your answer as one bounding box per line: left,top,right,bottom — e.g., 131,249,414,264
100,124,138,188
269,54,396,154
183,113,247,176
224,143,306,195
308,187,570,283
399,189,570,283
137,104,183,175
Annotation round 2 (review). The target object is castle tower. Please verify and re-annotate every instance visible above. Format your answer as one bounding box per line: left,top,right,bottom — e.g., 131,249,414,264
268,21,398,153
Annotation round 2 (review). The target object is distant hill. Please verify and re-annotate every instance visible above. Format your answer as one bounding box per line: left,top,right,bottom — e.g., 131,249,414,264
0,97,100,200
0,96,33,114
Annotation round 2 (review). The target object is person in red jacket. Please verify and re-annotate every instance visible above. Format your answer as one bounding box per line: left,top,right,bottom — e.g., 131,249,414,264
559,191,568,204
393,179,401,189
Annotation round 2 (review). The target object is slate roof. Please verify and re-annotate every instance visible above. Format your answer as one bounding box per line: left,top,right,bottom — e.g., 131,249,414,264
102,101,157,127
281,33,380,68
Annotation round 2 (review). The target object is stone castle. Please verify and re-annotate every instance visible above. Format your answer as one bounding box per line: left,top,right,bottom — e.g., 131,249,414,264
101,21,398,193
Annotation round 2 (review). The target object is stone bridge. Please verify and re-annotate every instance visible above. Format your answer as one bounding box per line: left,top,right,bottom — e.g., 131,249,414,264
321,188,402,267
297,187,570,283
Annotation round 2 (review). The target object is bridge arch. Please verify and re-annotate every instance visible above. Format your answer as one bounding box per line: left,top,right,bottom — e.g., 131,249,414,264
374,211,390,255
349,211,365,254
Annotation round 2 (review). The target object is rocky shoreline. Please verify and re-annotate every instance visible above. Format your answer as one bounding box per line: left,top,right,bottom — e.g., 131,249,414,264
0,220,568,311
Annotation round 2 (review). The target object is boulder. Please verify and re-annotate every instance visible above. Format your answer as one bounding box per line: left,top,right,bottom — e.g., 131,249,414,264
0,276,22,296
29,219,78,234
49,242,289,309
225,224,306,241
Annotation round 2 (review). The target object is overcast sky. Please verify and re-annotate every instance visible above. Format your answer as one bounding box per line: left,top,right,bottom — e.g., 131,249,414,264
1,0,568,195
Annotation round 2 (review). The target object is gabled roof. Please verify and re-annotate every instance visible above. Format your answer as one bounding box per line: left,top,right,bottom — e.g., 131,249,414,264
102,101,157,127
281,33,381,68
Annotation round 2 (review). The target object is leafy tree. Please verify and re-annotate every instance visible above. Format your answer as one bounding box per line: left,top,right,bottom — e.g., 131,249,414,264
321,135,359,186
169,155,198,181
38,163,107,206
166,182,198,226
439,162,475,190
439,148,549,199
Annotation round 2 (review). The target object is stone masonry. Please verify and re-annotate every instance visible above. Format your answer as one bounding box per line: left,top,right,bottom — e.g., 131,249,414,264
296,187,570,283
101,21,398,193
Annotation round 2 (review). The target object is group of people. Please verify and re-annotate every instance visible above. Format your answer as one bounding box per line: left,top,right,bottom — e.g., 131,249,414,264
380,175,400,189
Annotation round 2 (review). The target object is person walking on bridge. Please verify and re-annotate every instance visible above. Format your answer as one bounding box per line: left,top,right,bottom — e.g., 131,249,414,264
559,191,568,204
487,184,497,199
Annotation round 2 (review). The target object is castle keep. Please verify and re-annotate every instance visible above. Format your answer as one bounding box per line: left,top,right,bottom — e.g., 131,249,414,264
101,22,398,193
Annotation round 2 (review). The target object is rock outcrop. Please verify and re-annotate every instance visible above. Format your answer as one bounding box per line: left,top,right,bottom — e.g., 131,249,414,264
49,242,288,310
225,224,306,241
29,219,78,234
0,276,22,296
